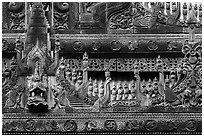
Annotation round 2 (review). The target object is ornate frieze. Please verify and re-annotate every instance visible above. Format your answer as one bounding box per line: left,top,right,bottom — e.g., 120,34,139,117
64,58,183,72
2,113,201,134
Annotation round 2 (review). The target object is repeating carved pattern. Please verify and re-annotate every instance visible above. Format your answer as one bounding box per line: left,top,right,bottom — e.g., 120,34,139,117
2,116,201,134
64,58,183,72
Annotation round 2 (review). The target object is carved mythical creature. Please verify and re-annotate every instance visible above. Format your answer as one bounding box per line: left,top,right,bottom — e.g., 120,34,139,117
109,2,181,29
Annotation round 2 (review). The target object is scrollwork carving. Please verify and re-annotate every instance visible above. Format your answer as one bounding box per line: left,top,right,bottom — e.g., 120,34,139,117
8,2,24,13
8,2,25,30
54,2,69,13
54,3,69,30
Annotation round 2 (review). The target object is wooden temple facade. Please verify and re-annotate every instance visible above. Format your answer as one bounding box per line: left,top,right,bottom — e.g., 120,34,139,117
2,2,202,134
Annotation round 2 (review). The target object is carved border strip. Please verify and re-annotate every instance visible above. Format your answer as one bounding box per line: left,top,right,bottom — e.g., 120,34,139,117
3,113,201,134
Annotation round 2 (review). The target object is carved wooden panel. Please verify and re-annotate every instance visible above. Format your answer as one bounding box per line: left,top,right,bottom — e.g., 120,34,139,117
2,2,202,135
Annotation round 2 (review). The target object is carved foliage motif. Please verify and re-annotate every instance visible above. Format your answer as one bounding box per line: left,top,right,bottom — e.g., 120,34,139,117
63,120,77,132
2,58,26,109
177,40,202,107
54,3,69,30
8,2,25,30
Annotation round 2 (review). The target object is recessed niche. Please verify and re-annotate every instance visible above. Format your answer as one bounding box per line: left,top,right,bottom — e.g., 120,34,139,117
88,71,106,81
139,72,159,81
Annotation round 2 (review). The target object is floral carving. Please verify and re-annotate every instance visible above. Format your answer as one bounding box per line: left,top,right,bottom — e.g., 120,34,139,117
24,119,36,132
92,41,102,51
111,40,123,51
144,120,158,131
109,12,133,29
8,2,25,30
44,121,58,132
126,120,140,131
185,120,198,132
54,12,69,30
73,41,84,51
167,41,177,50
104,120,117,132
85,120,97,132
166,120,179,131
54,3,69,30
128,41,139,51
148,40,158,51
63,120,77,132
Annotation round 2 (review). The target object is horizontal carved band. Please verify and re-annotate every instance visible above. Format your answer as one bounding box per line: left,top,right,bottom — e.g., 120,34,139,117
3,113,201,134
